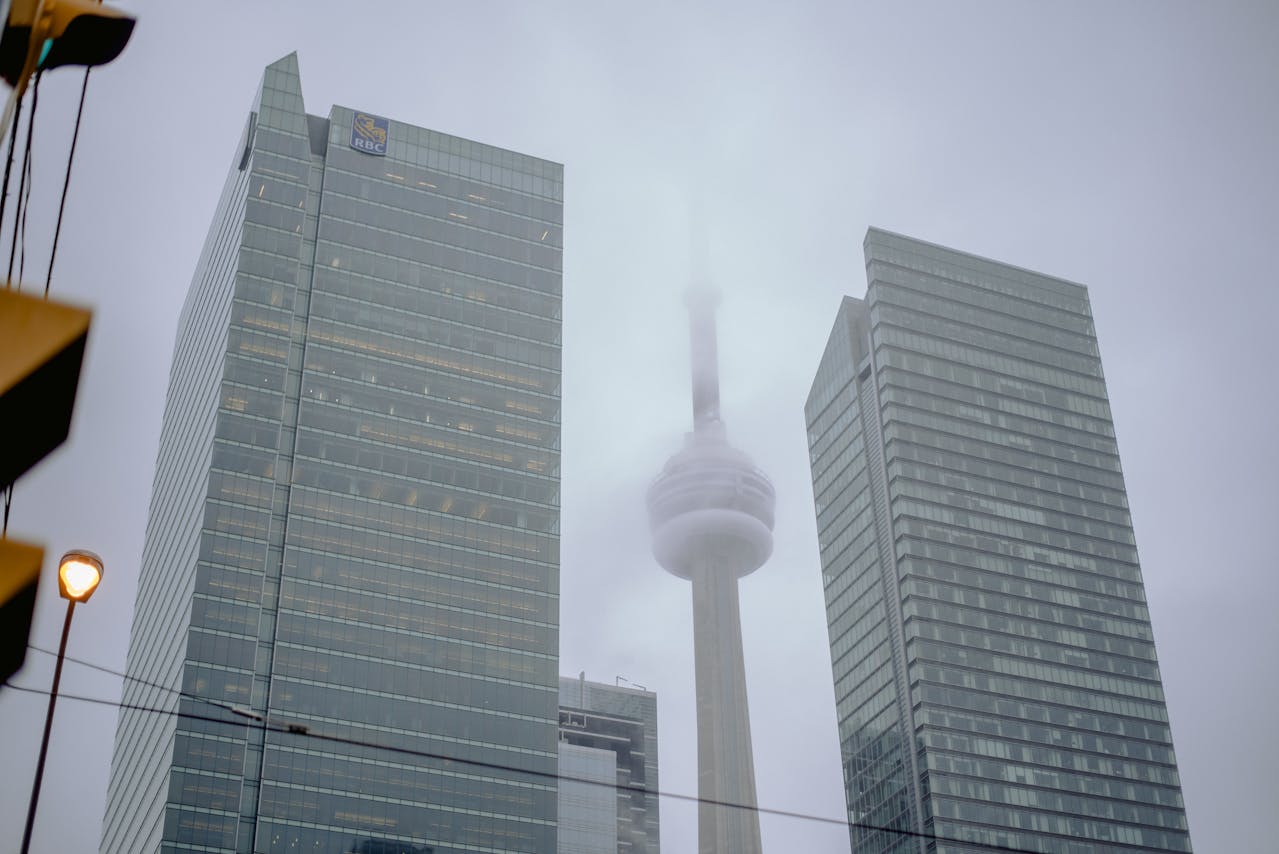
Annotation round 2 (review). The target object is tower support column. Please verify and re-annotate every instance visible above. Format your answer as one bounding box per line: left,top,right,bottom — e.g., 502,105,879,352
691,557,763,854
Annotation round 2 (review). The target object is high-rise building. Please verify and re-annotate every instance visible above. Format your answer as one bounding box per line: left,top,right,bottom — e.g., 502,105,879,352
557,742,619,854
806,228,1192,854
646,285,774,854
557,675,660,854
100,54,563,854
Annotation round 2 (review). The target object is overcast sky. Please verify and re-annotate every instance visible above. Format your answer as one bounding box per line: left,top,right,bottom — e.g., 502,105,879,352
1,2,1276,852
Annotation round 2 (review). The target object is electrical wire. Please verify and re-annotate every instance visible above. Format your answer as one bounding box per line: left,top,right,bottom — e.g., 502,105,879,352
0,70,43,564
26,642,223,712
45,68,90,296
5,665,1043,854
17,72,36,287
6,70,38,286
0,88,23,288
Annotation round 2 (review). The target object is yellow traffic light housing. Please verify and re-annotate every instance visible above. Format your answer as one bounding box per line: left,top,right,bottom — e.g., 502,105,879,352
0,0,135,89
0,288,91,487
0,538,43,683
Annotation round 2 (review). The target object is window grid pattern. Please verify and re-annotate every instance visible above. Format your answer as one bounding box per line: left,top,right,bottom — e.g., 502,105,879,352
807,229,1192,854
102,54,562,854
807,300,920,854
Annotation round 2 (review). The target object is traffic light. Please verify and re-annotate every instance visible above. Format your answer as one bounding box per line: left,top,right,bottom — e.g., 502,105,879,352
0,538,42,683
0,288,91,488
0,289,90,683
0,0,135,90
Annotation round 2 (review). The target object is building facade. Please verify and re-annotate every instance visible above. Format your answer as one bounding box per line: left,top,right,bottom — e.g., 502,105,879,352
101,54,563,854
557,742,619,854
557,675,659,854
806,229,1192,854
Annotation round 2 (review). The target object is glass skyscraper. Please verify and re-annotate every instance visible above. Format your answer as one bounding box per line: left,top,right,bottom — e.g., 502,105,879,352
101,54,562,854
806,229,1191,854
557,675,659,854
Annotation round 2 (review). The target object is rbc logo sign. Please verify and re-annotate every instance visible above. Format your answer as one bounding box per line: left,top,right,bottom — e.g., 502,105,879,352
350,112,388,156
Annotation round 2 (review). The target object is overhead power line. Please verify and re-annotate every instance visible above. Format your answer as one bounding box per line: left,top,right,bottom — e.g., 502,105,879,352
0,83,23,278
6,69,38,286
5,671,1049,854
27,642,209,708
45,68,90,296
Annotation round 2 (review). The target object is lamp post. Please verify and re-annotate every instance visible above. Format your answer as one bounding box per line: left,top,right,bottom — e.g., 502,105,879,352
19,549,103,854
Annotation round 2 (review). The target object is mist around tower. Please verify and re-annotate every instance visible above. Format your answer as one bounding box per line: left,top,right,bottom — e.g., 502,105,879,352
646,263,777,854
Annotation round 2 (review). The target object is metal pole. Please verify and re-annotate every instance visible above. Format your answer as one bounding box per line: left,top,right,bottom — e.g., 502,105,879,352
20,599,75,854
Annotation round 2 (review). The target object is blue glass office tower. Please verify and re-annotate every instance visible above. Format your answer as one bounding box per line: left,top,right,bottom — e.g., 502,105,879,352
806,229,1191,854
101,55,562,854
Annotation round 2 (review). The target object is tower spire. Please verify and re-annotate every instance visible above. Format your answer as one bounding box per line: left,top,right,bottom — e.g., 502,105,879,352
686,285,721,432
687,213,721,432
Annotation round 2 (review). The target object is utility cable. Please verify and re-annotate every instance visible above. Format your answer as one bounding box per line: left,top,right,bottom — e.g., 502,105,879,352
0,73,42,542
26,644,207,710
45,68,90,296
17,73,36,287
6,70,38,286
3,678,1048,854
0,89,23,287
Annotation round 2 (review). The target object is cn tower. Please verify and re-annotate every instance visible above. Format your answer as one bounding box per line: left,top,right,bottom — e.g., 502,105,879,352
647,284,775,854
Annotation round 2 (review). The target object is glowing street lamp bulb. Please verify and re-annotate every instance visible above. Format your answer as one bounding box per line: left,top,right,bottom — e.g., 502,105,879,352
60,561,99,598
57,551,103,603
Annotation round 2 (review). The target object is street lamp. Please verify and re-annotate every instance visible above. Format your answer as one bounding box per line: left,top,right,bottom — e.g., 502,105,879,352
19,549,103,854
56,550,103,602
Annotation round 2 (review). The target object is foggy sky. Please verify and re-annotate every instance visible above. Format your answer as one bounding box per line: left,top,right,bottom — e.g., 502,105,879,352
1,2,1275,852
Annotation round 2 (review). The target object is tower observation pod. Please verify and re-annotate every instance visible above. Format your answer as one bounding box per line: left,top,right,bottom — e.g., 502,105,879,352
647,285,775,854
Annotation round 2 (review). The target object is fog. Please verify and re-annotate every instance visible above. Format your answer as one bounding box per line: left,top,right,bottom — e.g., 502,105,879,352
1,2,1276,852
